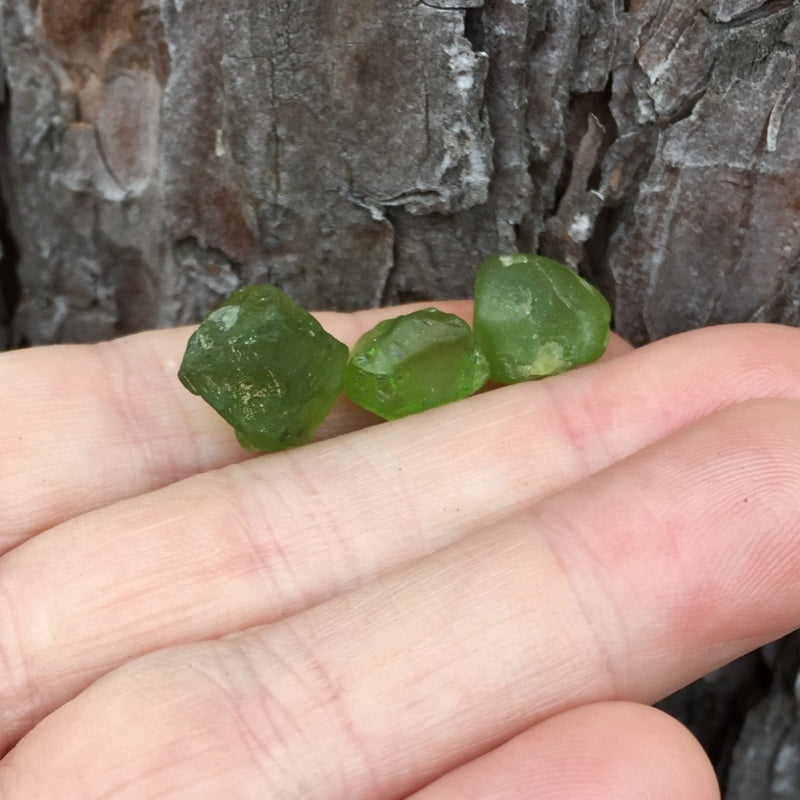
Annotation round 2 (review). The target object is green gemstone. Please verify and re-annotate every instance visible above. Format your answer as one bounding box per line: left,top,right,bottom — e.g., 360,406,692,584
178,285,349,451
473,254,611,383
344,308,490,420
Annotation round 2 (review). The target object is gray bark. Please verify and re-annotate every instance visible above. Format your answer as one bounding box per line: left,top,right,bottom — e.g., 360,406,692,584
1,0,799,795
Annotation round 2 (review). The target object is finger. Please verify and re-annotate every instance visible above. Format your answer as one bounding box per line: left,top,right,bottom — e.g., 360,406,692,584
1,318,794,553
2,324,800,749
0,300,473,547
409,702,719,800
2,399,796,797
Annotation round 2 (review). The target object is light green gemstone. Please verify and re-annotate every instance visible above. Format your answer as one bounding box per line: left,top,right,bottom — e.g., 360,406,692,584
344,308,490,420
473,254,611,383
178,284,348,451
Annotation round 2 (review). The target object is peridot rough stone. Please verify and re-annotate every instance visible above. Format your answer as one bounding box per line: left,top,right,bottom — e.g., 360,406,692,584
344,308,490,420
178,284,348,451
473,254,610,383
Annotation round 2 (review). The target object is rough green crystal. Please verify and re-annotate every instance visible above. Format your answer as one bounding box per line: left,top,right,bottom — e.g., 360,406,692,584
178,285,349,451
344,308,490,420
473,254,611,383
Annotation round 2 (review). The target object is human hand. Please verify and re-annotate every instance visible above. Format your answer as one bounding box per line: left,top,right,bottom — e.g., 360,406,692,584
1,302,800,799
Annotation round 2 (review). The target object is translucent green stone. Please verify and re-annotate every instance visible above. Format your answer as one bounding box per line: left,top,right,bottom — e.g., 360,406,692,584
178,285,349,451
344,308,490,420
473,254,611,383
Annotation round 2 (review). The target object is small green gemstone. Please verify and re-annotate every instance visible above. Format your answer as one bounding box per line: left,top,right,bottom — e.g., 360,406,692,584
178,285,349,451
473,254,610,383
344,308,490,420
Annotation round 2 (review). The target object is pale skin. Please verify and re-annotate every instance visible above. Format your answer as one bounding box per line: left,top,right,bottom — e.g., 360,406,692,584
1,300,800,798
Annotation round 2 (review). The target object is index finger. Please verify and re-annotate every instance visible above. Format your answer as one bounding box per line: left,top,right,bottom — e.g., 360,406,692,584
0,301,464,549
0,300,628,552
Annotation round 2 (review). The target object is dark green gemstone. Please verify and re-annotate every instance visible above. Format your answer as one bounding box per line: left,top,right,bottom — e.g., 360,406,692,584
178,285,348,451
473,254,610,383
344,308,490,420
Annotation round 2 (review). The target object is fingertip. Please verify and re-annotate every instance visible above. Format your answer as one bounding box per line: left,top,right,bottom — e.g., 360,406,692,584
411,701,719,800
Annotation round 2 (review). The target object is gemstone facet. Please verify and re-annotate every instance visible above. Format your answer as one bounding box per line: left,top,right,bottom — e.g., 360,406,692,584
343,308,490,420
473,254,610,383
178,285,349,451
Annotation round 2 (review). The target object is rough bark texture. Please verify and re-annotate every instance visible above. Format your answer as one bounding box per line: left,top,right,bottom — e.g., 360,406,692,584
1,1,799,795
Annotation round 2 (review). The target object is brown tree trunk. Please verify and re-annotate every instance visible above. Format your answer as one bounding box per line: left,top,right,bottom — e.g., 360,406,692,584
1,1,799,794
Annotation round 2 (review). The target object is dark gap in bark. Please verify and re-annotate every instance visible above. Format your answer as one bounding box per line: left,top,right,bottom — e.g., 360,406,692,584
0,80,21,350
463,7,485,53
0,201,20,333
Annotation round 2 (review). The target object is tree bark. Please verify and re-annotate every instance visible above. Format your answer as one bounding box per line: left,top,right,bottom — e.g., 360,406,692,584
1,1,799,794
